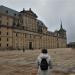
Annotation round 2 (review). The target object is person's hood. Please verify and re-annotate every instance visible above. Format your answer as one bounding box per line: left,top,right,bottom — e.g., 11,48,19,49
40,53,49,58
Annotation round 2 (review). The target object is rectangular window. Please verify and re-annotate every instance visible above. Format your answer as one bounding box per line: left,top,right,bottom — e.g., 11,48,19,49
0,31,1,35
0,38,1,41
30,34,31,38
7,32,8,35
7,44,8,47
7,22,8,25
16,33,17,36
0,43,1,47
7,38,8,41
25,34,26,38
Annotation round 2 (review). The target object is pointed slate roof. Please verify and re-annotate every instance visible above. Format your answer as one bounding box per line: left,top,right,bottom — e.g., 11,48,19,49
59,21,66,32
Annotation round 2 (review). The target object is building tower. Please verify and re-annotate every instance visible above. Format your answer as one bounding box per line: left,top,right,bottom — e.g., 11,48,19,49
58,21,66,38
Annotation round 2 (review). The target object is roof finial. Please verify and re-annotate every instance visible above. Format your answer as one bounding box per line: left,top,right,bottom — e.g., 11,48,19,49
29,8,31,11
23,8,25,11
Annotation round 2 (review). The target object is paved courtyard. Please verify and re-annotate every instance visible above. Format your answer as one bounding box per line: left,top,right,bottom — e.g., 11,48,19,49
0,48,75,75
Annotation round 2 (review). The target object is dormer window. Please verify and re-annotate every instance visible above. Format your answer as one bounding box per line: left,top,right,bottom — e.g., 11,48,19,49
14,14,16,16
6,10,8,13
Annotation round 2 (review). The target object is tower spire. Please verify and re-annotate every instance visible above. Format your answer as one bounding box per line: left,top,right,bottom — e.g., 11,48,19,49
59,20,66,32
60,21,62,29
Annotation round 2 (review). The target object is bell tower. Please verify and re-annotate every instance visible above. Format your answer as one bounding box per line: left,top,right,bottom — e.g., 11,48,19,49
58,21,66,38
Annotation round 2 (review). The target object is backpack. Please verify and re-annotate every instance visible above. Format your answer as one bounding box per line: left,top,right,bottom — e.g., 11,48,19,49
40,58,48,70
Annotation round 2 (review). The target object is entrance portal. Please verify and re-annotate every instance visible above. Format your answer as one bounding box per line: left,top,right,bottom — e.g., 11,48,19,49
29,42,32,49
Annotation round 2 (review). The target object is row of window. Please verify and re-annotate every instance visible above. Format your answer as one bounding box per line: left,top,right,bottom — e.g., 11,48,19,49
0,43,8,47
15,33,32,38
0,15,9,19
0,38,9,41
0,20,9,25
0,14,16,26
0,31,8,35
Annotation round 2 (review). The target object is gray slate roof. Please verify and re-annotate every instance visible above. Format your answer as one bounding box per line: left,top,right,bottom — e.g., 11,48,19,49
37,20,47,28
0,5,19,17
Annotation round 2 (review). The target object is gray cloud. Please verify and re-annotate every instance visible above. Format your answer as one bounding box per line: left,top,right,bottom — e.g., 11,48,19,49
0,0,75,43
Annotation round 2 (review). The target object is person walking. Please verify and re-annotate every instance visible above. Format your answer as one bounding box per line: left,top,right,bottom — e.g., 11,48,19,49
36,49,52,75
23,47,25,52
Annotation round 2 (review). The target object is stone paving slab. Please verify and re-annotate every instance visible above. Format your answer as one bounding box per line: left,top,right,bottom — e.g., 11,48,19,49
0,48,75,75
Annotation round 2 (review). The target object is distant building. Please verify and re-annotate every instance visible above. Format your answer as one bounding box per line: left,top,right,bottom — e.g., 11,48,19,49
0,5,67,50
67,42,75,48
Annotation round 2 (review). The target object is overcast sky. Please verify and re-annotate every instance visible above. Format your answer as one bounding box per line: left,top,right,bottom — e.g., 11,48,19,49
0,0,75,43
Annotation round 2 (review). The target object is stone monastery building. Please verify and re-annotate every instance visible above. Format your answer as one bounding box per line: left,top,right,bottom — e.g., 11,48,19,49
0,5,67,50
